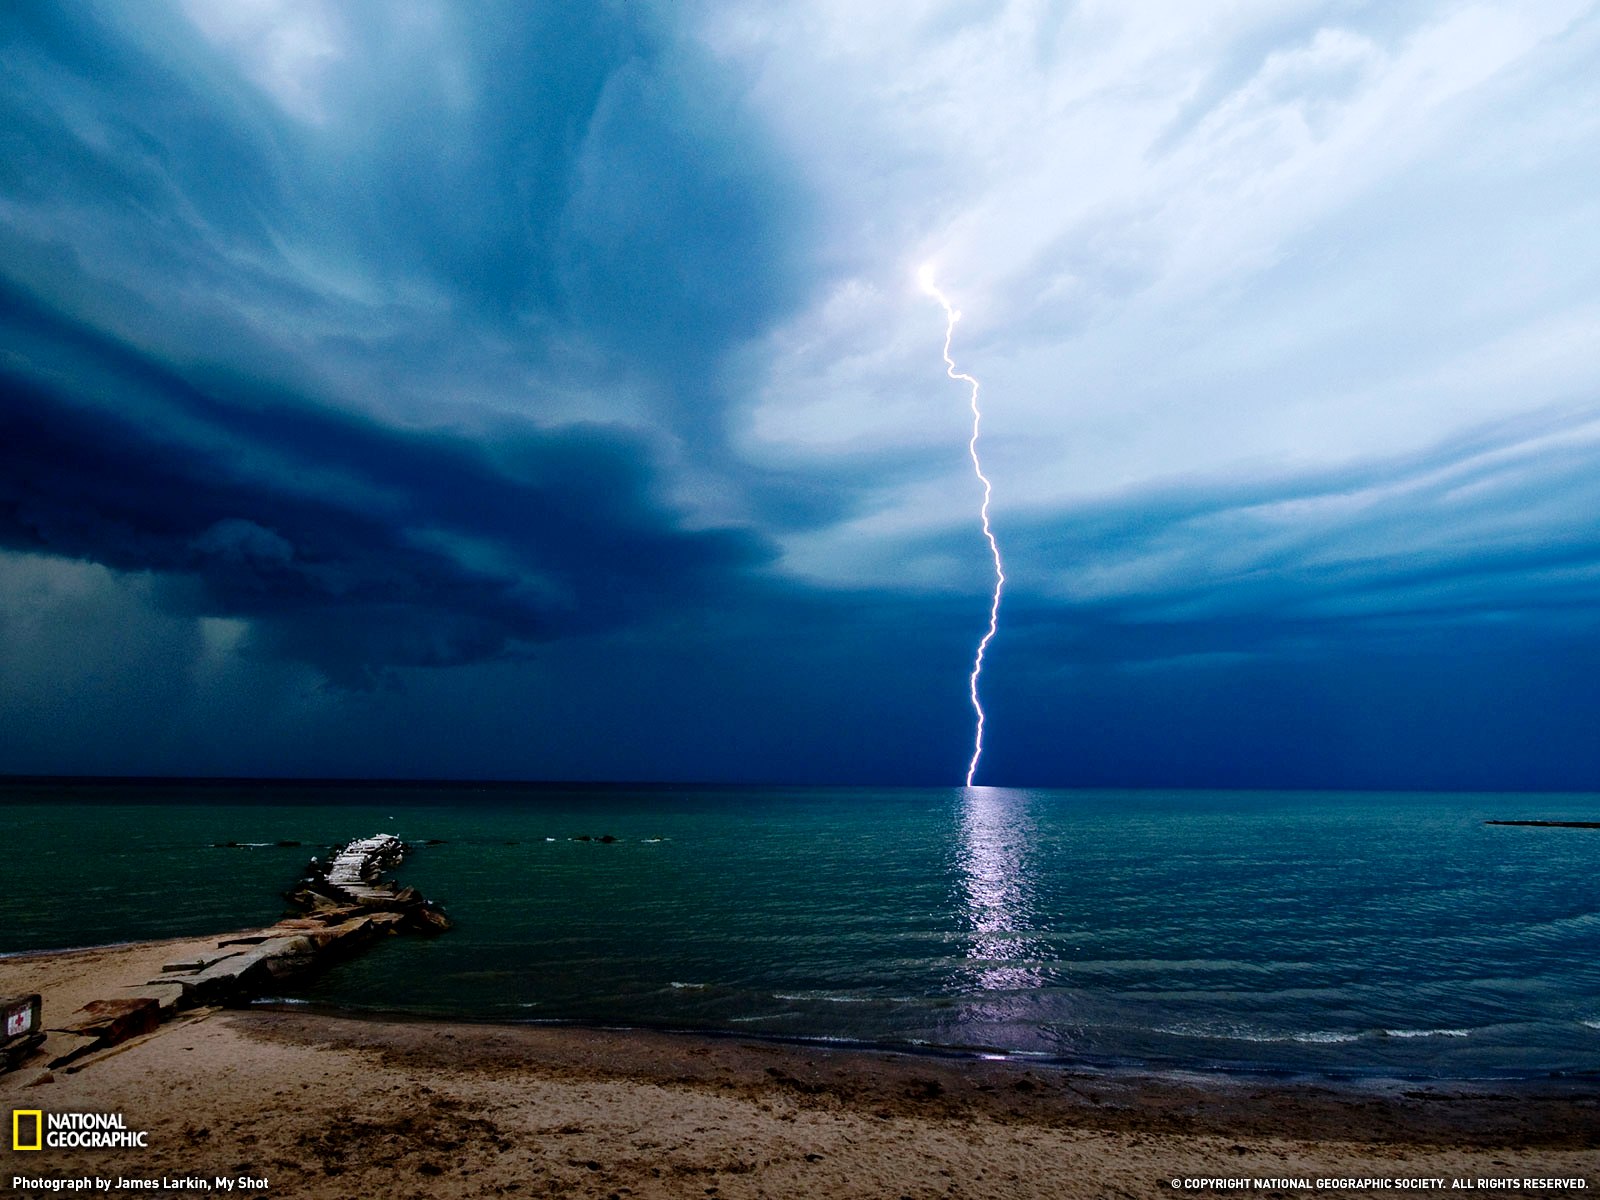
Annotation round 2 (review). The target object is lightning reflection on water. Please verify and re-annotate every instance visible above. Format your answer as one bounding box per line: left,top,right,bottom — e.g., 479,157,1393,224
954,787,1045,998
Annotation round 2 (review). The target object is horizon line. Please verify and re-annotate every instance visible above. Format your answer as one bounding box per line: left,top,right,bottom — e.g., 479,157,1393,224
0,773,1595,797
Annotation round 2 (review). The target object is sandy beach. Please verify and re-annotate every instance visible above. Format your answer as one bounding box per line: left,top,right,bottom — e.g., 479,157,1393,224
2,938,1597,1199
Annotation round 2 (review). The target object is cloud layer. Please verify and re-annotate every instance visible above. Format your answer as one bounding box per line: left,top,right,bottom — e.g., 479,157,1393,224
2,1,1598,785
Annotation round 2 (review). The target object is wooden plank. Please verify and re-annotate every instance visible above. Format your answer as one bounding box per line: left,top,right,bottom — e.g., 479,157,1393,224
50,998,161,1043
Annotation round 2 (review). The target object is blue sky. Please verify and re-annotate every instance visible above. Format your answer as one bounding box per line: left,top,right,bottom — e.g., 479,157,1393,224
2,0,1598,787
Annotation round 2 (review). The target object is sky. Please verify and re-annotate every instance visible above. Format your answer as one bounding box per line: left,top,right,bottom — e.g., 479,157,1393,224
2,0,1599,788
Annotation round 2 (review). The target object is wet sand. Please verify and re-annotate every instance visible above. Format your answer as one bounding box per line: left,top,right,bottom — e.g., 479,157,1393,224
2,939,1597,1198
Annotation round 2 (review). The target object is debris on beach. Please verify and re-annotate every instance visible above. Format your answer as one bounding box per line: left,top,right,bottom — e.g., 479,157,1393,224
47,998,163,1069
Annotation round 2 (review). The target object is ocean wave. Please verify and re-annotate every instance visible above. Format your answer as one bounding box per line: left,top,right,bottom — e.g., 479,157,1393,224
668,981,708,990
1581,1019,1600,1030
1151,1024,1361,1045
1381,1028,1470,1039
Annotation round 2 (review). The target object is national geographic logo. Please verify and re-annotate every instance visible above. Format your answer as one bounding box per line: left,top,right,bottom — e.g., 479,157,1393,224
10,1110,149,1150
12,1110,41,1152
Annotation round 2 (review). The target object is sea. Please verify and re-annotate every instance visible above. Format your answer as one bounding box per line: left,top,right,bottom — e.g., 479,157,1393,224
3,780,1598,1081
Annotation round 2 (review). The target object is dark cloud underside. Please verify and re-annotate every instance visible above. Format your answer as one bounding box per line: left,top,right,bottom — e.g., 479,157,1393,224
0,287,771,686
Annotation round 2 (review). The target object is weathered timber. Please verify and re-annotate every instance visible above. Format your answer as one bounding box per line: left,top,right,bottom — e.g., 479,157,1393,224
121,980,187,1012
46,997,163,1068
52,997,162,1038
47,997,163,1068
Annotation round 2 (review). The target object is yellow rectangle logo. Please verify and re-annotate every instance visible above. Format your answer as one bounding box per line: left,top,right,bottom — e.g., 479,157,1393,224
12,1109,42,1151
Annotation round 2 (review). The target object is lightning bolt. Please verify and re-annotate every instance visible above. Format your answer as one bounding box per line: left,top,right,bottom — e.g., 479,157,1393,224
920,265,1005,787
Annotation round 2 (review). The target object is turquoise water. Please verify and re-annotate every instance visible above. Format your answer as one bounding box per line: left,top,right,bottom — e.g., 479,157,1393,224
3,781,1599,1079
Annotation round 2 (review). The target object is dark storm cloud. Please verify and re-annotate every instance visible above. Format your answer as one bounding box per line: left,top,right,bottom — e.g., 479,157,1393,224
0,289,770,686
0,2,812,685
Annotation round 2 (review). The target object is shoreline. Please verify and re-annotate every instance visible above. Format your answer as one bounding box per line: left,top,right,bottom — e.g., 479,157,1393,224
230,1008,1600,1146
3,938,1599,1198
7,931,1600,1094
245,997,1600,1092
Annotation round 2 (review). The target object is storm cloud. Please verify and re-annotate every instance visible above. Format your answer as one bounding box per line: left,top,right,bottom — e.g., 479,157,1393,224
3,1,1598,785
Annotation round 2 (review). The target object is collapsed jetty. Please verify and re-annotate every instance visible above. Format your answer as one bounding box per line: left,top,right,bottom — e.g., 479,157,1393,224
290,833,452,928
1,834,448,1074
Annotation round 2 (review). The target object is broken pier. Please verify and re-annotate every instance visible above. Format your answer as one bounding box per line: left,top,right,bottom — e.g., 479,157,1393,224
2,833,449,1075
